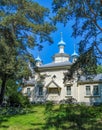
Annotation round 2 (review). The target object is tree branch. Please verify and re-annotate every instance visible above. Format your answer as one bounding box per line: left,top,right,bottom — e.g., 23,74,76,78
94,41,102,55
85,0,102,31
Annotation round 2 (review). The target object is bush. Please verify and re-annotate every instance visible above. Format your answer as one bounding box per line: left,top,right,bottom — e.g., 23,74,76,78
59,97,77,104
0,106,31,116
5,79,30,107
45,100,54,112
8,92,30,107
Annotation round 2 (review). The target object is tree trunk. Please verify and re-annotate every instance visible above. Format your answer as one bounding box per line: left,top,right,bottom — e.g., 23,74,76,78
0,76,7,105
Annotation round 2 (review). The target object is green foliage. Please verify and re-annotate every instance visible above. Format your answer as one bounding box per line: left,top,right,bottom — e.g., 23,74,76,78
96,65,102,73
44,104,102,129
45,100,54,112
52,0,102,78
74,47,97,74
0,105,102,130
0,0,56,104
0,107,30,116
8,92,30,107
0,0,56,78
64,47,97,81
5,79,30,107
66,104,97,129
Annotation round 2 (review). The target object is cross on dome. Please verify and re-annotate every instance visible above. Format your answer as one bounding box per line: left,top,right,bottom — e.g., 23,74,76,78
61,32,63,41
58,32,66,46
35,55,42,67
35,50,42,62
72,43,78,57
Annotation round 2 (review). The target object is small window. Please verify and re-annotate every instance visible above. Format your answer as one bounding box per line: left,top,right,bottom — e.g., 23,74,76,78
39,87,43,96
48,88,59,94
93,85,99,96
86,86,91,95
27,88,31,97
66,86,71,95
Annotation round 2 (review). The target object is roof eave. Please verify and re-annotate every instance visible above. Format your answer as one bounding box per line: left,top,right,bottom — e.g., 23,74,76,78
37,64,71,71
78,80,102,85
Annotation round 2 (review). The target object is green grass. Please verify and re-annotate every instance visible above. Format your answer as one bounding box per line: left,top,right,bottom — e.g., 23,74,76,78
0,104,102,130
0,105,46,130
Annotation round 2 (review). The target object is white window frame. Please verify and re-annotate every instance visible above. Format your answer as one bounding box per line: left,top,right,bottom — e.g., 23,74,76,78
93,85,99,96
66,86,71,96
27,88,31,97
86,86,91,96
38,86,43,96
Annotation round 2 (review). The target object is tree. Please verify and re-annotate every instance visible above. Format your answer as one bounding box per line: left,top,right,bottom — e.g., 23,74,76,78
52,0,102,58
0,0,56,105
52,0,102,79
4,79,29,107
96,65,102,73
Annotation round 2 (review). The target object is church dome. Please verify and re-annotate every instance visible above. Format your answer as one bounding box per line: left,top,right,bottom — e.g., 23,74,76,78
71,51,79,63
71,51,79,57
35,56,42,67
35,56,41,62
58,39,66,46
71,43,79,58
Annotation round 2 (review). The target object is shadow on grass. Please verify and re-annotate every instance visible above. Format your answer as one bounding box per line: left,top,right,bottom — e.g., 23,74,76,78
0,116,9,129
30,122,45,128
0,106,36,129
0,125,9,129
43,102,102,130
30,123,45,130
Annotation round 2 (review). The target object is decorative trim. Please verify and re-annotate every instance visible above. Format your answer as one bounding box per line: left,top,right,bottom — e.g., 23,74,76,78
45,80,61,88
65,95,72,98
23,84,34,87
84,95,100,98
78,81,102,84
37,65,71,72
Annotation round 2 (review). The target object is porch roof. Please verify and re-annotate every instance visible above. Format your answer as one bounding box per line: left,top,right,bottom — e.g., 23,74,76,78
45,80,61,89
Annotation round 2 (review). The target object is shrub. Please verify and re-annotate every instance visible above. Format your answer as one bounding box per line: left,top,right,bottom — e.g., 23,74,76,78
8,92,30,107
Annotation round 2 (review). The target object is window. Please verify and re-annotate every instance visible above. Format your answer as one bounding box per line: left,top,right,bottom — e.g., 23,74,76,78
93,85,99,95
86,86,91,95
48,88,59,94
27,88,31,97
39,86,43,96
66,86,71,95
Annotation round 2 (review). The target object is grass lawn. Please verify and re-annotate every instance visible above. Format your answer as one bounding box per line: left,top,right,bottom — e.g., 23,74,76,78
0,104,102,130
0,105,46,130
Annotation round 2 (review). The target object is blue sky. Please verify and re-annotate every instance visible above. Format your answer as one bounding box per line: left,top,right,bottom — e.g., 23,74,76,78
32,0,79,64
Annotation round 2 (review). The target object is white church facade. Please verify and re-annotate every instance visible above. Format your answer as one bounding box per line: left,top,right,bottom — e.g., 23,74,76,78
22,34,102,105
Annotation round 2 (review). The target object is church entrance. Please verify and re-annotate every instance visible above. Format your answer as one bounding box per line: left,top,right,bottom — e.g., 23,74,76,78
46,80,61,102
47,88,61,101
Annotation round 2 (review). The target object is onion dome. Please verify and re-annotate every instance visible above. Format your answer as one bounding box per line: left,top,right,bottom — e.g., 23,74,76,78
71,51,79,57
71,44,79,63
72,51,78,63
58,39,66,46
58,32,66,46
35,56,41,62
35,56,42,67
72,43,78,57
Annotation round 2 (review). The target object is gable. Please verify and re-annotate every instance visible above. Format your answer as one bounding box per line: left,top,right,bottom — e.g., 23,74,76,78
46,80,61,88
